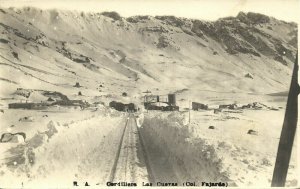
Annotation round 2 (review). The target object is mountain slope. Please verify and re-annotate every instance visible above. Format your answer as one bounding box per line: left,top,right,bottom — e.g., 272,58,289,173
0,7,297,103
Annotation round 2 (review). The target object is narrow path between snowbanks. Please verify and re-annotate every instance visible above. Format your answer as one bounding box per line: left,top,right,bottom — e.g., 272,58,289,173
139,112,234,187
111,114,150,184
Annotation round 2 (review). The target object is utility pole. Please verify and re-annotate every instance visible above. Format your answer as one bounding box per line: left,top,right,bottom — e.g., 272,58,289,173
143,90,151,113
144,95,148,113
189,100,191,125
271,53,299,187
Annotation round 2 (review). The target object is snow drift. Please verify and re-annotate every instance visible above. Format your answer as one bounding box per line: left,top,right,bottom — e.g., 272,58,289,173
139,112,234,186
0,109,127,188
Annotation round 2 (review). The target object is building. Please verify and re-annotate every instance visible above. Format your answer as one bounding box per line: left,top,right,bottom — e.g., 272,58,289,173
192,102,208,110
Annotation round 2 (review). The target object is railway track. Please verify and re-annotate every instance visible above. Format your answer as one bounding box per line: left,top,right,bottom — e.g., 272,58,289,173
108,113,153,184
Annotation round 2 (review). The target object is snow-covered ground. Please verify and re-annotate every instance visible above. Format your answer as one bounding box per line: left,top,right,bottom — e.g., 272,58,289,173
138,105,299,187
0,96,299,187
0,106,129,188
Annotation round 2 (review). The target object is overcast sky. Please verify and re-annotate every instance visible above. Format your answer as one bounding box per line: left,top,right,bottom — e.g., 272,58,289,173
0,0,299,22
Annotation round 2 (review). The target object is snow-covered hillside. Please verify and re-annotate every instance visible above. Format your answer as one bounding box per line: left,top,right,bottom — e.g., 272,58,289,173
0,7,297,104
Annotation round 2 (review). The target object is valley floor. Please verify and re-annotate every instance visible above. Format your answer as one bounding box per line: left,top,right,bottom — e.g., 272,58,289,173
0,98,299,188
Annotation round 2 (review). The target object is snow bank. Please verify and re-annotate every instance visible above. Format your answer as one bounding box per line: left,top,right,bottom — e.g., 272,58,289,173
140,112,233,185
0,109,126,188
136,113,144,127
140,110,298,187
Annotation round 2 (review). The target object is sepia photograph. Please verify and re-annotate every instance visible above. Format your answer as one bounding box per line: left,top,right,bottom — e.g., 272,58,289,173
0,0,299,188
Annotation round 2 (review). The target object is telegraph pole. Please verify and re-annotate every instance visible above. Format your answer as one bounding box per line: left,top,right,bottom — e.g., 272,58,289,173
189,100,191,125
143,90,151,113
271,53,299,186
